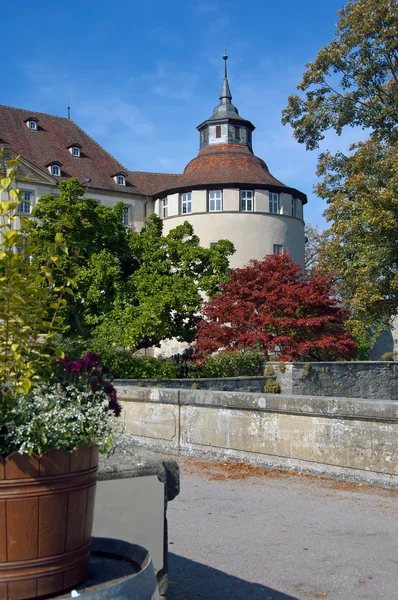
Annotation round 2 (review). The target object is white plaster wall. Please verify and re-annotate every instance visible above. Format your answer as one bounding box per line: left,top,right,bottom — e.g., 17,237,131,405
208,123,228,145
280,193,291,215
192,189,207,213
12,179,147,231
168,193,179,217
223,188,239,211
297,199,303,220
162,211,305,268
255,189,269,212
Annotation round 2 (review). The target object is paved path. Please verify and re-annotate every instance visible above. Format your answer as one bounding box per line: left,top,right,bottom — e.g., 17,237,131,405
166,458,398,600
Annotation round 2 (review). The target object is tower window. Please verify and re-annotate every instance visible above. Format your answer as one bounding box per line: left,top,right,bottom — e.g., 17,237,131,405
161,198,168,219
209,190,222,212
273,244,284,255
291,197,297,217
269,192,280,214
122,205,131,225
240,190,253,211
181,192,192,214
51,164,61,176
216,125,221,138
235,126,240,139
201,130,207,143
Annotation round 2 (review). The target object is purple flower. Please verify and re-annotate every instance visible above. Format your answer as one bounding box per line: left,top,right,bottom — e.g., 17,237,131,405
109,397,122,417
56,352,121,418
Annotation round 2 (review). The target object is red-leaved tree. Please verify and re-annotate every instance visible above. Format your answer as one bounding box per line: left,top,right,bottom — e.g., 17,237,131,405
194,254,357,361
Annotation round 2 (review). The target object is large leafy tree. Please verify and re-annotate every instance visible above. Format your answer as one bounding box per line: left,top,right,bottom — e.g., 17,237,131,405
26,179,131,334
194,254,356,362
93,215,234,351
282,0,398,338
316,139,398,339
282,0,398,149
27,180,234,349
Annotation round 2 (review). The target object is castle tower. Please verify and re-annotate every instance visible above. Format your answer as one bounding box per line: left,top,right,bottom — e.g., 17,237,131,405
154,54,307,269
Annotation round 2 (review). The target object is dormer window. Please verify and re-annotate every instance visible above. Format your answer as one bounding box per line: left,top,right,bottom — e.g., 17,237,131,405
49,163,61,176
70,145,81,158
25,119,38,130
113,172,126,186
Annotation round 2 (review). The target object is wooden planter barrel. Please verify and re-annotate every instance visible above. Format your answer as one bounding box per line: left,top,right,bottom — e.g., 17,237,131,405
0,446,99,600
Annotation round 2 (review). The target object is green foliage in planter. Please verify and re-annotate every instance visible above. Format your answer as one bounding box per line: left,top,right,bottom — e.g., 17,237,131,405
188,349,264,378
0,162,71,398
0,160,119,458
263,380,281,394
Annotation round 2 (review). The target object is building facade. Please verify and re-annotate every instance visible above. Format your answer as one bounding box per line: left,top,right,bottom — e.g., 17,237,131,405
0,55,307,270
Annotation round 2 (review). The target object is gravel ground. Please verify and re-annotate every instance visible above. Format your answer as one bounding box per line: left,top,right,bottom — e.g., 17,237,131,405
166,458,398,600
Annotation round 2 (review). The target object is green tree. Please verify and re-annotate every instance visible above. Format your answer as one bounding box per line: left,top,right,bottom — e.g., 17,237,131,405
282,0,398,341
26,179,131,333
282,0,398,150
316,139,398,339
26,182,234,350
94,214,234,352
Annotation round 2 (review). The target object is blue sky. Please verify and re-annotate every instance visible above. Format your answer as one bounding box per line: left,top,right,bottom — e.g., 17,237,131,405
2,0,362,229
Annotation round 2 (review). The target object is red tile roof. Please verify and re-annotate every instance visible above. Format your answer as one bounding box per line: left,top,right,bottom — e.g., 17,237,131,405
148,144,307,203
0,105,144,195
128,171,181,196
0,106,307,203
182,144,284,185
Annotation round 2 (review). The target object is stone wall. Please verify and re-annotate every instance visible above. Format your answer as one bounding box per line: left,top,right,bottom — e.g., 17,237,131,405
116,376,273,393
115,385,398,489
273,362,398,400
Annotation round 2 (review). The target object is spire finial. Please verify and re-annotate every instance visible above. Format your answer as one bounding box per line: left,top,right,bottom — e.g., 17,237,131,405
222,43,228,79
67,90,71,119
219,45,232,103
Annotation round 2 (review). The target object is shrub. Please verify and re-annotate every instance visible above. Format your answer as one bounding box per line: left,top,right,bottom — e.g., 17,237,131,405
188,349,264,378
106,353,179,380
264,364,275,377
264,380,281,394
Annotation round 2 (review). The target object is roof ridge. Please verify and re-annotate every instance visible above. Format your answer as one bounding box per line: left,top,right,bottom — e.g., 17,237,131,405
129,170,181,176
0,104,70,121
